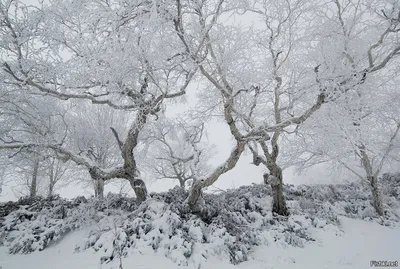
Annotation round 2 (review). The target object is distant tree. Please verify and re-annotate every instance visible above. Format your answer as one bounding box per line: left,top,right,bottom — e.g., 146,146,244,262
8,153,43,198
144,117,214,188
67,101,128,199
43,157,75,197
0,86,68,198
109,178,133,197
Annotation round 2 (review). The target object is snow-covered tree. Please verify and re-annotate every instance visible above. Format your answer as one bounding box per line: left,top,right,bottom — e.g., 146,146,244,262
144,117,214,188
291,75,400,215
173,0,400,215
284,0,400,216
67,101,129,199
0,0,195,202
42,156,75,197
0,85,69,197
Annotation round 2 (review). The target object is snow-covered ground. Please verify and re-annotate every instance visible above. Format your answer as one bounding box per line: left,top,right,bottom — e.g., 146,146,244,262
0,216,399,269
1,180,399,269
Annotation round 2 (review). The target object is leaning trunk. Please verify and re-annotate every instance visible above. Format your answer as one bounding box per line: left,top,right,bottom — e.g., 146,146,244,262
368,175,384,216
188,182,206,213
30,158,40,198
187,141,246,213
129,178,148,203
265,164,289,216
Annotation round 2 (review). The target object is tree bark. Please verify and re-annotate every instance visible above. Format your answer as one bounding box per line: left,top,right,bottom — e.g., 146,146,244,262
187,141,245,213
94,178,105,199
30,158,40,198
48,161,55,197
129,178,148,203
89,168,105,199
48,182,54,198
368,175,384,216
178,177,185,188
188,182,206,213
264,164,289,216
359,144,384,216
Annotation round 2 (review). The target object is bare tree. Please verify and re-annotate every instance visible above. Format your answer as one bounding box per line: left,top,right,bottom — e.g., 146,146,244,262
285,0,400,216
0,84,68,198
144,117,214,188
43,157,74,197
5,152,47,198
68,101,129,199
109,179,133,197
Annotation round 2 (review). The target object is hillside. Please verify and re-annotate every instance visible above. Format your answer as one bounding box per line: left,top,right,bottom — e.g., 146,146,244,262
0,179,399,269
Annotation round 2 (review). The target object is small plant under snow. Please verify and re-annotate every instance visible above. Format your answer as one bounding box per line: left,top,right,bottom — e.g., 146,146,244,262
1,176,399,267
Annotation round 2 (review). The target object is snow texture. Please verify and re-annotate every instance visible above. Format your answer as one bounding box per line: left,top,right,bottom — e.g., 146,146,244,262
1,174,399,267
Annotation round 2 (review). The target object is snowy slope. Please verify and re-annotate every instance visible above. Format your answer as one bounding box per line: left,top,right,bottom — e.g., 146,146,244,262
0,217,399,269
1,181,399,269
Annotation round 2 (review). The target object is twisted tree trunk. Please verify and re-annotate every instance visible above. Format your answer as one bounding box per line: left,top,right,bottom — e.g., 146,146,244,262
264,164,289,216
129,178,148,203
187,141,245,213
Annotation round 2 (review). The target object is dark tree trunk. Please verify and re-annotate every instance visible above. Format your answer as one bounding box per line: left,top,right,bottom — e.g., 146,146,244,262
48,162,55,197
264,164,289,216
48,183,54,198
178,178,185,188
94,178,105,199
129,178,148,203
368,175,384,216
188,182,206,213
89,168,105,199
30,158,40,198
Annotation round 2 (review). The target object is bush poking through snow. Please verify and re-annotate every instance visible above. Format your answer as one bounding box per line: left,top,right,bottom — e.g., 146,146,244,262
1,177,399,266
